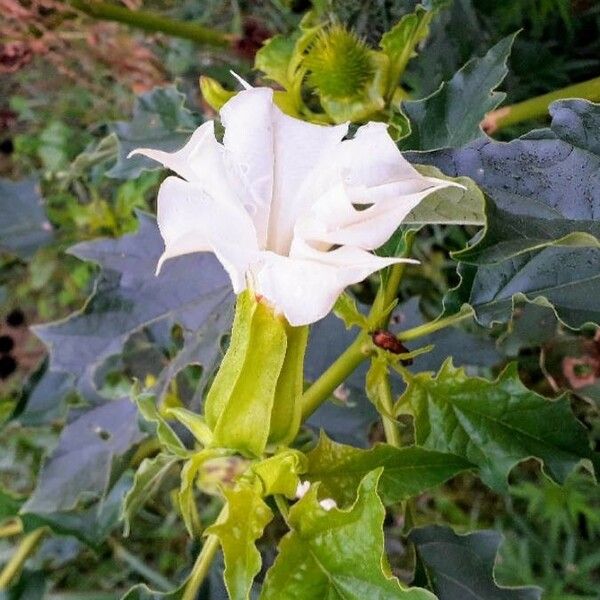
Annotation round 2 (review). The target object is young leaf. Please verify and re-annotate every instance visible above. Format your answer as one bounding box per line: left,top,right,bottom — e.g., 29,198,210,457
0,178,53,259
413,99,600,263
410,525,542,599
399,359,599,491
107,85,199,180
255,33,297,89
250,450,308,498
333,293,369,330
260,470,435,600
380,4,440,97
206,486,273,600
122,453,179,536
400,34,516,151
306,433,472,505
136,394,188,457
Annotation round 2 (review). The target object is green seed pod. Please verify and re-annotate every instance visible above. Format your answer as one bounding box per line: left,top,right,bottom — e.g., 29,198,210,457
205,291,308,457
305,25,375,100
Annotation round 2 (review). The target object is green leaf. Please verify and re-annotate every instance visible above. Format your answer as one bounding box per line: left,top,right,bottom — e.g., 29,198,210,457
306,433,472,505
34,212,233,402
410,525,542,599
414,99,600,263
122,453,179,536
178,449,226,539
260,470,435,600
165,407,213,447
0,178,53,259
400,34,515,151
250,450,307,498
22,400,143,514
380,4,440,96
255,34,297,89
135,394,188,457
404,166,485,227
333,293,369,330
398,359,599,491
107,85,199,180
0,571,46,600
207,486,273,600
21,473,133,547
451,247,600,329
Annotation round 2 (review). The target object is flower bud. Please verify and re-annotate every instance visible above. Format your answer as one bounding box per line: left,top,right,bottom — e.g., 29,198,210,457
205,290,308,457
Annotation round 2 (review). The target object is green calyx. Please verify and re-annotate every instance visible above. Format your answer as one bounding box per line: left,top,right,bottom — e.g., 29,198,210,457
205,291,308,457
305,25,375,100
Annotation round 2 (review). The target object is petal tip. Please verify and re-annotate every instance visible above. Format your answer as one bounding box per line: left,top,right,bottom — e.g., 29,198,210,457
230,70,253,90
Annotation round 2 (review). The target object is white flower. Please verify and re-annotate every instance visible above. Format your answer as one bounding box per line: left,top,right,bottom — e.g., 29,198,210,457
131,85,455,326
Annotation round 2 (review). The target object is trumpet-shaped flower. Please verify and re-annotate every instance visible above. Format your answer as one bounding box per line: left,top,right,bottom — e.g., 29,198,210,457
131,85,454,326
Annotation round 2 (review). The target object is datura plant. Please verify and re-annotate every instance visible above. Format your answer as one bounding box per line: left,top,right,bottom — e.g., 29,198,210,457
5,2,600,600
131,82,454,459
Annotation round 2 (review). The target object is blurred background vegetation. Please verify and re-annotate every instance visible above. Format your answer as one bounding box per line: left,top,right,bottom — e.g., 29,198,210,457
1,1,600,598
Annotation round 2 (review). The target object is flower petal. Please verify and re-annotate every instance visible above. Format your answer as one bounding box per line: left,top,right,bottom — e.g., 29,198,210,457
296,177,453,251
156,176,258,292
267,109,348,255
129,121,216,183
255,241,414,326
220,88,275,249
337,121,423,187
220,87,348,254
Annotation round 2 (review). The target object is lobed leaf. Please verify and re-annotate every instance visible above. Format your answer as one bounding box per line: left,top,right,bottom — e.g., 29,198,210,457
260,470,435,599
410,525,542,599
0,178,53,259
306,433,472,505
207,487,273,600
398,359,599,491
400,34,516,151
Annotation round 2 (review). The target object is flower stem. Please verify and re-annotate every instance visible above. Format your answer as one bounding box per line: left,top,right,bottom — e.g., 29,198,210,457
182,534,221,600
0,527,47,590
397,305,473,342
376,371,401,447
68,0,234,48
483,76,600,133
301,333,372,420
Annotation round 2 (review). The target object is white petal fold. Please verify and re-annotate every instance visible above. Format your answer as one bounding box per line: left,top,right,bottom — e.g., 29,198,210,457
255,240,415,326
156,177,258,293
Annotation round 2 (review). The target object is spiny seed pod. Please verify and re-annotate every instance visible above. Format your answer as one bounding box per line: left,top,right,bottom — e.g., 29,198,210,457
371,330,413,365
305,25,375,100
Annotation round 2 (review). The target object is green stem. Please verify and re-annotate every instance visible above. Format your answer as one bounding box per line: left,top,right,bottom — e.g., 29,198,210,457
301,234,417,420
182,534,221,600
109,539,173,592
377,372,401,447
0,527,47,589
300,333,372,420
68,0,233,48
0,521,22,538
274,495,290,523
397,306,473,342
485,76,600,132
